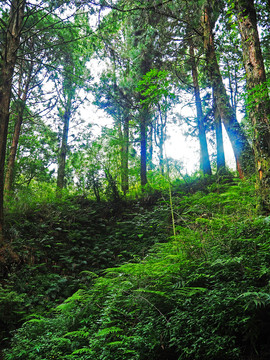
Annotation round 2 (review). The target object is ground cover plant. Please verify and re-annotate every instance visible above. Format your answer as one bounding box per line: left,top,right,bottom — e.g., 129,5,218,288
2,175,270,360
0,182,170,352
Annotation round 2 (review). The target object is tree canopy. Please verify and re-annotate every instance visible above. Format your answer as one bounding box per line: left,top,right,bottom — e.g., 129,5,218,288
1,0,270,358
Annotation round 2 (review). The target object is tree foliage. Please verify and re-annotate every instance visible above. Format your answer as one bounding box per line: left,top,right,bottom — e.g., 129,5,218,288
1,0,270,358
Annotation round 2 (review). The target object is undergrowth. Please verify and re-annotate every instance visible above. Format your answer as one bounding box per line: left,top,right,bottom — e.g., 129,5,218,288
2,176,270,359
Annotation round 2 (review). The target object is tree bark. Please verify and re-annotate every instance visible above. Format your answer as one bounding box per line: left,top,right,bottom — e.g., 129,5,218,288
133,20,153,187
154,103,166,175
189,38,212,175
213,92,226,172
56,97,72,193
202,2,254,178
235,0,270,213
149,121,154,170
140,109,148,187
159,116,164,176
122,113,129,194
120,112,129,195
0,0,25,241
4,61,34,193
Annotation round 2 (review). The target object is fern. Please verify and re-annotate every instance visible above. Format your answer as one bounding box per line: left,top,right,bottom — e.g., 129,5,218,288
72,348,93,355
25,318,46,324
133,289,169,297
64,329,90,339
56,289,89,313
239,292,270,310
174,287,207,297
107,340,123,347
96,326,123,337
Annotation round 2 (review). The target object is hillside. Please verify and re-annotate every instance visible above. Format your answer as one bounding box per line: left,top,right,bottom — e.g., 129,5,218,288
1,175,270,360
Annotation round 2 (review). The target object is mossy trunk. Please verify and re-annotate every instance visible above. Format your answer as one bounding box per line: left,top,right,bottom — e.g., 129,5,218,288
214,93,226,173
235,0,270,213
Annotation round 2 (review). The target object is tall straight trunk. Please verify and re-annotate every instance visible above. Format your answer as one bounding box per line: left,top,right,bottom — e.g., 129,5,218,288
140,109,148,187
202,2,254,177
56,99,72,192
159,122,164,175
156,104,166,175
121,112,129,195
235,0,270,212
189,38,212,175
138,59,152,187
4,61,33,193
149,122,154,170
0,0,25,241
213,92,226,172
225,58,238,115
133,17,154,188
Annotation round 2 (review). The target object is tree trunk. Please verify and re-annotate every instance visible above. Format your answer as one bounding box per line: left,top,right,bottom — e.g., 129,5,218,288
4,61,33,193
155,103,166,175
159,121,164,175
235,0,270,213
56,99,72,193
140,109,148,187
224,58,238,115
0,0,25,241
189,38,212,175
120,112,129,195
149,122,154,170
213,92,226,172
202,2,254,178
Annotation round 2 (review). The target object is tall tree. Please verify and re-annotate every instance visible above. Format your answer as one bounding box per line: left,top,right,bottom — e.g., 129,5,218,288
119,109,130,194
188,35,212,175
234,0,270,212
55,14,91,194
0,1,90,237
0,0,25,240
56,69,74,192
213,90,226,171
92,67,134,195
131,11,162,186
202,1,254,178
136,68,176,175
4,51,35,193
135,45,153,187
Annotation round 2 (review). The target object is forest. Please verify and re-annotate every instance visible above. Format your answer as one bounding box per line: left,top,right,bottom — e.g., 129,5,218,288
1,0,270,359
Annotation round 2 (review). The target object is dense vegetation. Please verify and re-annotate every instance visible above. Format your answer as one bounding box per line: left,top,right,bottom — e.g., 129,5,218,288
1,175,270,360
1,0,270,359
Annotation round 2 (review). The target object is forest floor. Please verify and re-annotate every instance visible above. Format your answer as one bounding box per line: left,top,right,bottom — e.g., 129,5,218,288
1,174,270,359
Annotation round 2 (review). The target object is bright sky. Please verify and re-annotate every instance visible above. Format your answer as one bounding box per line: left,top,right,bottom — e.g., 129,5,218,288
164,105,236,174
80,98,236,175
83,57,236,175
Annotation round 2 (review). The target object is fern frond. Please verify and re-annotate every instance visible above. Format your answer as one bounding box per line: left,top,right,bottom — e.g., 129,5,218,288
96,326,123,337
72,348,93,355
